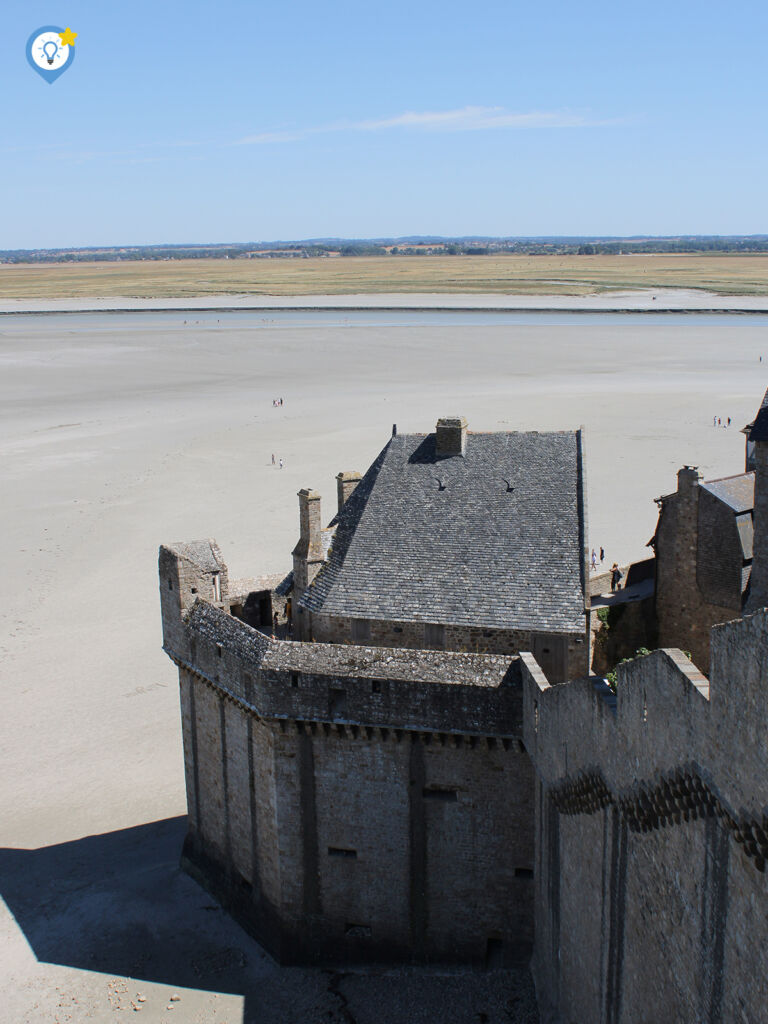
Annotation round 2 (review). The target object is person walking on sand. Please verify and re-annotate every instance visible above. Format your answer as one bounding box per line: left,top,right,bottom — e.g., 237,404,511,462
611,563,622,593
600,546,605,563
591,549,597,571
271,453,275,465
279,458,284,469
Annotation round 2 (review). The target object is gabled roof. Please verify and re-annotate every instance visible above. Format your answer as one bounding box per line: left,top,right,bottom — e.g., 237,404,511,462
300,428,587,633
700,472,754,514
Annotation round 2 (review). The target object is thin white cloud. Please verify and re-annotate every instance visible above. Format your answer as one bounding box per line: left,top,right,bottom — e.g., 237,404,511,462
238,105,615,145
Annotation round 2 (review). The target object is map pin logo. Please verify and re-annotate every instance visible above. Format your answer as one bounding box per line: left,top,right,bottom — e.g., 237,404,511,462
27,26,77,84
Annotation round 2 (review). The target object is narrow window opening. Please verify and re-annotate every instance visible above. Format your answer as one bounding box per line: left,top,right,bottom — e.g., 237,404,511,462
485,937,504,969
351,618,371,643
191,587,197,594
345,923,371,938
328,846,357,858
168,579,173,591
422,787,458,802
393,626,403,634
212,573,222,602
515,867,534,879
291,673,299,688
517,740,527,754
330,688,347,718
216,644,223,658
371,680,381,693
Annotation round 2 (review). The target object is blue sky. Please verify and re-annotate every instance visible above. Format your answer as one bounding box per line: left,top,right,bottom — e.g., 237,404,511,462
3,0,768,247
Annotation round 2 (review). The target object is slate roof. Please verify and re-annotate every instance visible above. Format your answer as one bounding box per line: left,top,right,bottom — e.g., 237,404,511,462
300,429,587,633
187,600,518,688
701,472,754,514
172,540,224,573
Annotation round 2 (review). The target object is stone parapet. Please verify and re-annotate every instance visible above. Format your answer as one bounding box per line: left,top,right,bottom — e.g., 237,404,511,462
523,609,768,1024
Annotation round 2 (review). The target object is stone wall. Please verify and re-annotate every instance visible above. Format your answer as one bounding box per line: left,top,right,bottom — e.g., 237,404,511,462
305,610,587,684
161,546,536,966
653,468,736,672
522,609,768,1024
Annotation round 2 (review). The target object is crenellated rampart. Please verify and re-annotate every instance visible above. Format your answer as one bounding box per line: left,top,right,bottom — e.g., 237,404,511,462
522,610,768,1024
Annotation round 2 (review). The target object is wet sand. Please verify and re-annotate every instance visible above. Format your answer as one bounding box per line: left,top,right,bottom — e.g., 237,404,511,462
0,308,761,1022
4,287,768,313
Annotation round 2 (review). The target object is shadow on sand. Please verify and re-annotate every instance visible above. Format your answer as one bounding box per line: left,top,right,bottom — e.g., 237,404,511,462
0,817,538,1023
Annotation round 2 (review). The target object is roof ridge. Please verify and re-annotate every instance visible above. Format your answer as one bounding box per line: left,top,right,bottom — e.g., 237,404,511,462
704,471,754,484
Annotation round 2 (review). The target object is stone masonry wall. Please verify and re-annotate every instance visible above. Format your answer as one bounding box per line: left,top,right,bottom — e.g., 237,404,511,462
654,469,734,673
522,609,768,1024
161,543,536,966
306,611,588,684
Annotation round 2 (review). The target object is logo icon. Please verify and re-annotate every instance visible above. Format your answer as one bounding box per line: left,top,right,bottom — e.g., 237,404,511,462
27,26,77,83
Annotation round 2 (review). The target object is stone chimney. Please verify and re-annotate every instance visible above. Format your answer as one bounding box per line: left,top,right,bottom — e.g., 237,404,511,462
746,398,768,612
435,416,468,457
292,489,325,606
336,471,361,515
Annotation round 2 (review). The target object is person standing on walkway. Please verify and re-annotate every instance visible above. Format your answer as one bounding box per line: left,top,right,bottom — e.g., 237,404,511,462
279,458,284,469
600,546,605,563
591,549,597,571
271,453,275,465
611,563,622,592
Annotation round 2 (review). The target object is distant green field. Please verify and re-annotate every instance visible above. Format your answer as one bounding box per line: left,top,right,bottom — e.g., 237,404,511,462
5,253,768,299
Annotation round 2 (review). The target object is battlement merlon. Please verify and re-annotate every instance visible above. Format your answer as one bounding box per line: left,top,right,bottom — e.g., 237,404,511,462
523,607,768,820
171,600,524,738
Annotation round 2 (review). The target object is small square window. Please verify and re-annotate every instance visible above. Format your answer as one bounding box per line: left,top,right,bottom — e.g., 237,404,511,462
351,618,371,643
424,623,446,649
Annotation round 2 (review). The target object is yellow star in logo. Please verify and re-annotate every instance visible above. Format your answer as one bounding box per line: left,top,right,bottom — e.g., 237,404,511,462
58,27,77,47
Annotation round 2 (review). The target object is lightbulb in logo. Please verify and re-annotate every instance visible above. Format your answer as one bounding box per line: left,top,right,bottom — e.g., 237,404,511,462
26,25,77,83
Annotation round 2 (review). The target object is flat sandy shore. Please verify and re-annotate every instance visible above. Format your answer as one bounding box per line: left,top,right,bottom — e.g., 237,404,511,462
5,287,768,313
1,305,761,1022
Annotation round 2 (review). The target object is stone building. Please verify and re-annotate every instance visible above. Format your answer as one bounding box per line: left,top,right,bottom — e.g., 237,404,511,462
651,466,753,672
294,416,590,683
159,541,534,966
158,395,768,1013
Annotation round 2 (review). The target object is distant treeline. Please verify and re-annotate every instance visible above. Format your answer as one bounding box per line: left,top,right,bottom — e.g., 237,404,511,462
4,236,768,264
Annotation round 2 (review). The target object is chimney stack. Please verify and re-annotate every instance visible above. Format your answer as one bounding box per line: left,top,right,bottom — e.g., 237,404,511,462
436,416,468,457
292,490,326,627
336,472,361,514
